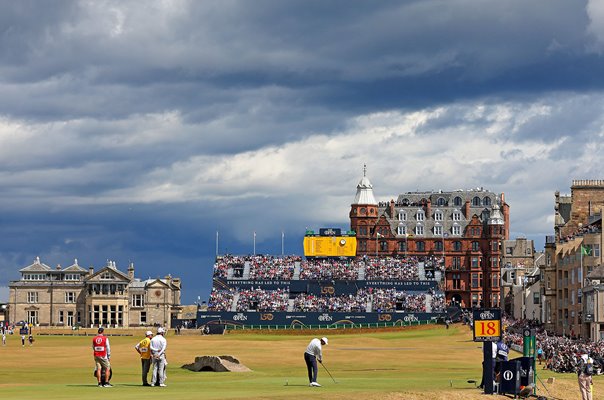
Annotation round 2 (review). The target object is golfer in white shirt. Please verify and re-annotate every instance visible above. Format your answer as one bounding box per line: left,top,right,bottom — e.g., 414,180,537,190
304,337,327,387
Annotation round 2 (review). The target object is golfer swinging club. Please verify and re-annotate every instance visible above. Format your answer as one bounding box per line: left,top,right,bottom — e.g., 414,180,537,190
304,337,328,387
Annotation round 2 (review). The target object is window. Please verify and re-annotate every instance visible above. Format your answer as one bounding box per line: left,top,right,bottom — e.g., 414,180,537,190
454,196,463,206
59,310,64,324
65,274,80,281
65,292,76,303
416,210,425,221
452,210,461,221
472,273,480,288
359,240,367,251
533,292,540,305
140,311,147,324
358,226,367,236
27,310,38,325
398,241,406,252
452,274,461,289
453,241,462,251
434,225,443,236
483,197,491,206
415,224,424,236
132,294,145,308
452,225,461,236
435,241,443,252
436,197,446,206
397,225,407,235
492,273,499,288
379,241,388,251
472,294,479,308
472,241,480,251
594,244,600,257
471,257,479,269
452,257,461,270
27,292,38,304
506,246,513,255
398,211,407,221
23,273,46,281
416,241,425,252
472,196,481,206
434,210,443,221
100,272,113,280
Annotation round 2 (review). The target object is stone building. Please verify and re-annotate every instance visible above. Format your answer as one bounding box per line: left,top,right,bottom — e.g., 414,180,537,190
500,237,540,318
542,180,604,338
350,166,509,308
8,257,181,328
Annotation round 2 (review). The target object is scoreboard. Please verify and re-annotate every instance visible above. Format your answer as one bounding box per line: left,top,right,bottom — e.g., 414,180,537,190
303,228,357,258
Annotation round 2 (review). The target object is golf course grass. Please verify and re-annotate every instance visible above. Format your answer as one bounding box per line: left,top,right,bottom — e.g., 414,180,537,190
0,324,589,399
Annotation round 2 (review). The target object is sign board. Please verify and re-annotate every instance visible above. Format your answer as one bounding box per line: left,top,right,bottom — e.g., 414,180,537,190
472,308,502,342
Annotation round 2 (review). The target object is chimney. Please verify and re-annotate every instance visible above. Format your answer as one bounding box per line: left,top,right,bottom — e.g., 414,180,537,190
128,262,135,280
464,200,471,219
88,266,94,276
426,198,432,219
389,200,395,218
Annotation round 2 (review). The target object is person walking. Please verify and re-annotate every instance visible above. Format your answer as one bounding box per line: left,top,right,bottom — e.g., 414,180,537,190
150,327,168,387
577,351,594,400
92,327,112,387
134,330,153,386
304,337,328,387
2,329,6,346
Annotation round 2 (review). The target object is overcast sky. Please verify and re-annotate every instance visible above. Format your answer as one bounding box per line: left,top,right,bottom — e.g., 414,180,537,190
1,0,604,304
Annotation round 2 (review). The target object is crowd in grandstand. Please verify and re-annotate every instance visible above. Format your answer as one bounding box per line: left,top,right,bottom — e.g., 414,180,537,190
213,254,446,282
207,288,235,311
363,257,420,280
292,291,370,312
235,288,289,312
248,255,300,280
299,259,359,280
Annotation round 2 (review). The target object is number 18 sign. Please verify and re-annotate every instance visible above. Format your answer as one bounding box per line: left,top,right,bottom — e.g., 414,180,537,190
472,308,502,342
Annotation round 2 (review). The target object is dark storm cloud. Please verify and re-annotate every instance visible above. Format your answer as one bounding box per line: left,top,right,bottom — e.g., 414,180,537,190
0,0,600,124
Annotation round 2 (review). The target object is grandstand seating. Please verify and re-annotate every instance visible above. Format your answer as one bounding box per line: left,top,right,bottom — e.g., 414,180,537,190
209,255,446,315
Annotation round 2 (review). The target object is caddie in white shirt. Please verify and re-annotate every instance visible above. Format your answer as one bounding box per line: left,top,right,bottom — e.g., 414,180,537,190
150,327,168,387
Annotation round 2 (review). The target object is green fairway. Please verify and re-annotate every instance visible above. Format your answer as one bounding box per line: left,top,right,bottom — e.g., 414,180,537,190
0,325,588,399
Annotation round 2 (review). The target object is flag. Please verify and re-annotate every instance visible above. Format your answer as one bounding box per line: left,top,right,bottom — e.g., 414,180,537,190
581,245,592,256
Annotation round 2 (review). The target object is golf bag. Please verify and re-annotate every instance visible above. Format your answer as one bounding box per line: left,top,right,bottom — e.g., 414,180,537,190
93,366,113,385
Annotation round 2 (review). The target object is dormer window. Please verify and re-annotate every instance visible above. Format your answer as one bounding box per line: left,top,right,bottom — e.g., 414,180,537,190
472,196,481,206
398,210,407,221
397,225,407,235
434,225,443,236
100,272,113,280
415,224,424,236
454,196,463,206
416,209,425,221
452,210,461,221
436,197,446,206
452,224,461,236
434,210,443,221
483,197,492,206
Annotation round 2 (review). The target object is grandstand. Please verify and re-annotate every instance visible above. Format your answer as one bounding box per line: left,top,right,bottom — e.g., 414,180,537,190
200,254,447,328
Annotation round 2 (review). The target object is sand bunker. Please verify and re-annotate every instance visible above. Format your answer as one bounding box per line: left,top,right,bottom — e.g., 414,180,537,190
181,355,251,372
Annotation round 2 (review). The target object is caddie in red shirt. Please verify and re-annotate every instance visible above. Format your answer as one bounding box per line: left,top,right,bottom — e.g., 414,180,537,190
92,327,112,387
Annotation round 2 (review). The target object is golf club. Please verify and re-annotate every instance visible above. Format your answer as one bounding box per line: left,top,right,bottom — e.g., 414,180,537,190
321,362,338,384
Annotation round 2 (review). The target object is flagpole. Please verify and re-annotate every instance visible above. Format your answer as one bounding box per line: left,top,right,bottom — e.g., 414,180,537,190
281,231,284,255
253,231,256,255
216,231,219,256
